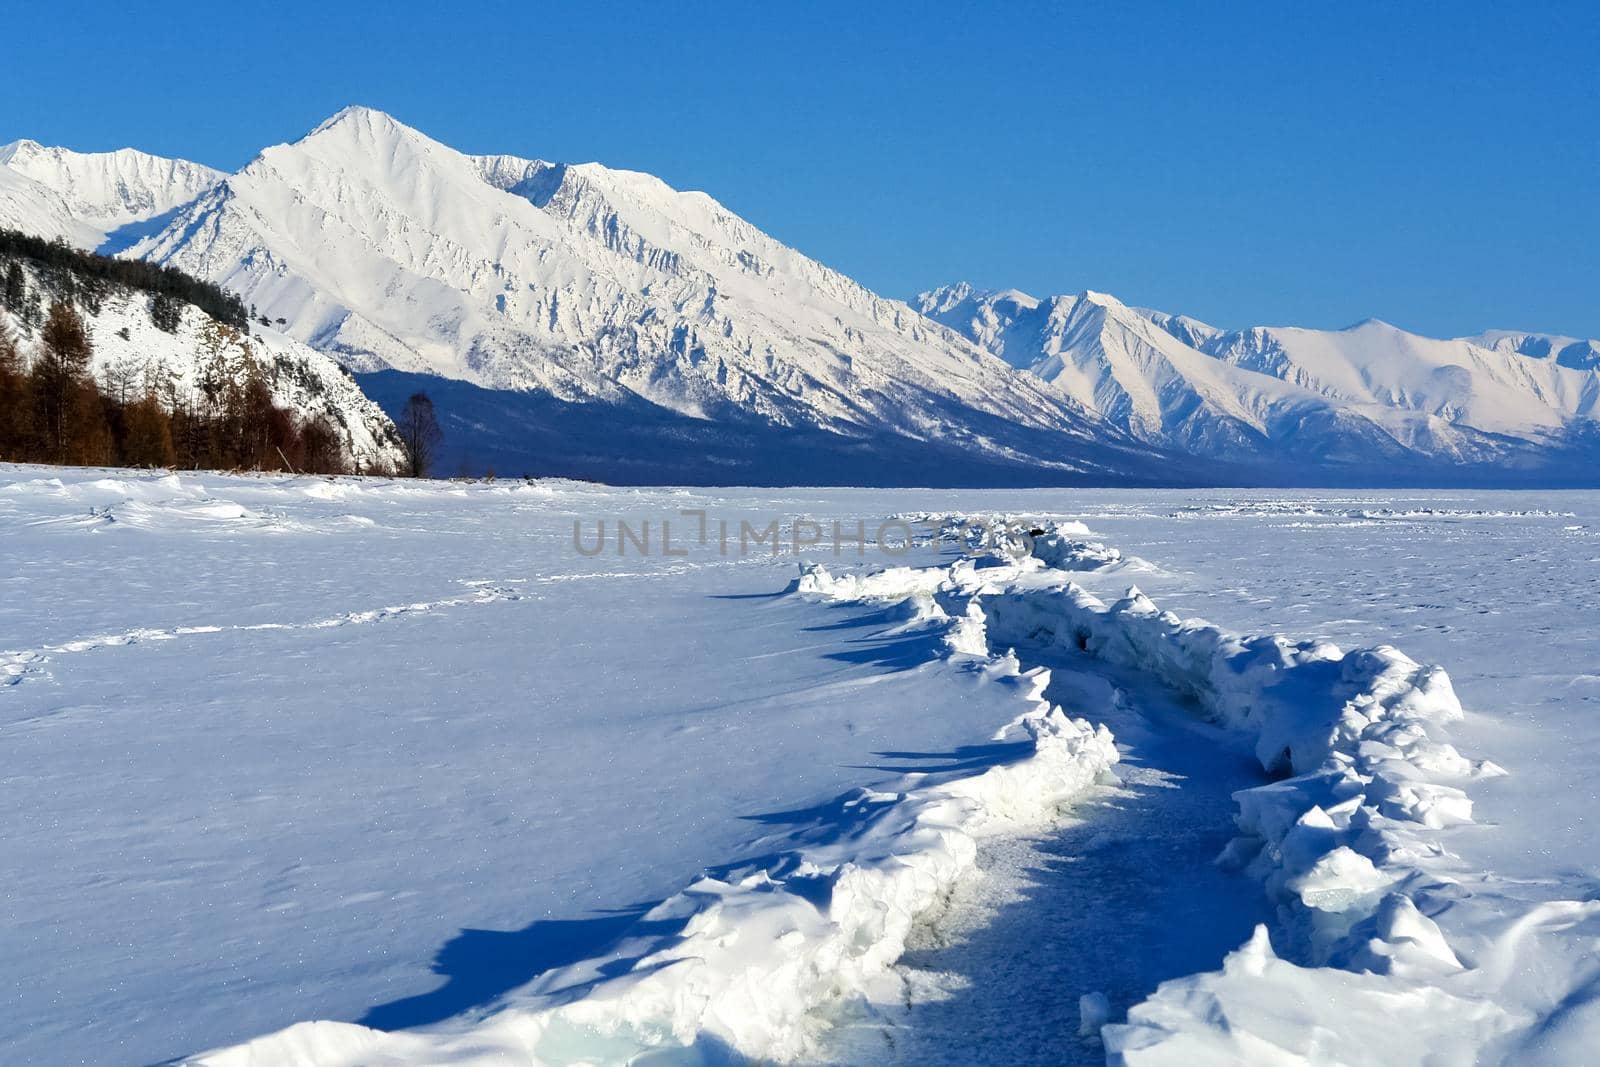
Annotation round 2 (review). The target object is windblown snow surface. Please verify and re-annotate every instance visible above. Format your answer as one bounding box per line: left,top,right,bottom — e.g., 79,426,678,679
2,468,1596,1065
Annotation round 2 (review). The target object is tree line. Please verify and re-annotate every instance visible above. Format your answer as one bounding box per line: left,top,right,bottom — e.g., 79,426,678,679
0,235,358,474
0,228,248,331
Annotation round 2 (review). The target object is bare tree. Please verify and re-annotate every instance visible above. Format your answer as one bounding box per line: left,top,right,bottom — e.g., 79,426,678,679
102,356,141,407
396,391,442,478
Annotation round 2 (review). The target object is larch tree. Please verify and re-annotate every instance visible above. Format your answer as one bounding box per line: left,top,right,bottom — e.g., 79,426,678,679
34,301,94,463
0,318,29,458
121,393,176,468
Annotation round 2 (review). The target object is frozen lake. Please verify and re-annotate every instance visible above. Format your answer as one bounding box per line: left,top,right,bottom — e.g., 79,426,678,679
2,468,1595,1065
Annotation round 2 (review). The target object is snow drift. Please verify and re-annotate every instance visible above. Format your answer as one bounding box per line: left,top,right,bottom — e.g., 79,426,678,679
795,517,1584,1064
954,538,1587,1065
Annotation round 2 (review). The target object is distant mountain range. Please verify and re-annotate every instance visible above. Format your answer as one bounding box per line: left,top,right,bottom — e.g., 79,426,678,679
4,107,1595,485
918,283,1600,474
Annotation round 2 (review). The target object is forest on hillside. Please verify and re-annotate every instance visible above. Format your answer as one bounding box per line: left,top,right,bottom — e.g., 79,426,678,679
0,232,362,474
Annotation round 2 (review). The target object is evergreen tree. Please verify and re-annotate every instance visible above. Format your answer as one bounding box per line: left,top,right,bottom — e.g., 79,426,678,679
0,228,247,328
2,261,23,311
150,292,182,333
19,288,43,335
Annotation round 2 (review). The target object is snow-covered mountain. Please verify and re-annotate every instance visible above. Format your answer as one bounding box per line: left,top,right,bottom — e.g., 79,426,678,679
918,283,1600,476
108,106,1177,484
5,108,1597,484
0,139,223,250
1468,329,1600,371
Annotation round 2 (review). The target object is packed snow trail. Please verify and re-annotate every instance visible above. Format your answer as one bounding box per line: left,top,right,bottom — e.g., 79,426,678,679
823,649,1274,1066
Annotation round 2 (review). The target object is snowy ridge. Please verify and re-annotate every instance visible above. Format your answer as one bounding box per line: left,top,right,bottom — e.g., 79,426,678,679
0,139,222,249
179,553,1119,1065
120,107,1138,479
9,111,1599,481
1469,329,1600,372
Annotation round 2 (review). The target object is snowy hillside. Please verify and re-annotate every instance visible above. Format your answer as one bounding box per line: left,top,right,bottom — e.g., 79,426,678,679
0,139,222,250
1,258,404,472
919,283,1600,478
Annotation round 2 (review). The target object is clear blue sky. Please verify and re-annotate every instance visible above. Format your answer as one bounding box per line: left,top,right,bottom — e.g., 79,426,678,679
10,1,1598,338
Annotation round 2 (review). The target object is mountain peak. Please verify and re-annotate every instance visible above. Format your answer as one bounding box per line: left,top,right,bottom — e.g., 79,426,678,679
0,138,43,165
306,105,408,140
1078,289,1127,311
914,281,981,316
989,287,1040,308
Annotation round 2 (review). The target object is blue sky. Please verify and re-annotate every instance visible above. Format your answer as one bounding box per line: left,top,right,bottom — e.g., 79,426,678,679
9,1,1597,338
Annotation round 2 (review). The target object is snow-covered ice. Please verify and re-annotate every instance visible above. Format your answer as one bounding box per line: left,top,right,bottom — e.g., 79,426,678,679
2,471,1597,1065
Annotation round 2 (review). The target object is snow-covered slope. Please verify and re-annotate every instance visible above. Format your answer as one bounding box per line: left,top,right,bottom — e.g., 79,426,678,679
1,260,404,472
0,139,222,250
920,283,1600,476
115,107,1181,482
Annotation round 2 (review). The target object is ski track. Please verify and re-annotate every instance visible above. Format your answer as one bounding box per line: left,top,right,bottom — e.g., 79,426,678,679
0,584,533,691
0,562,731,690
